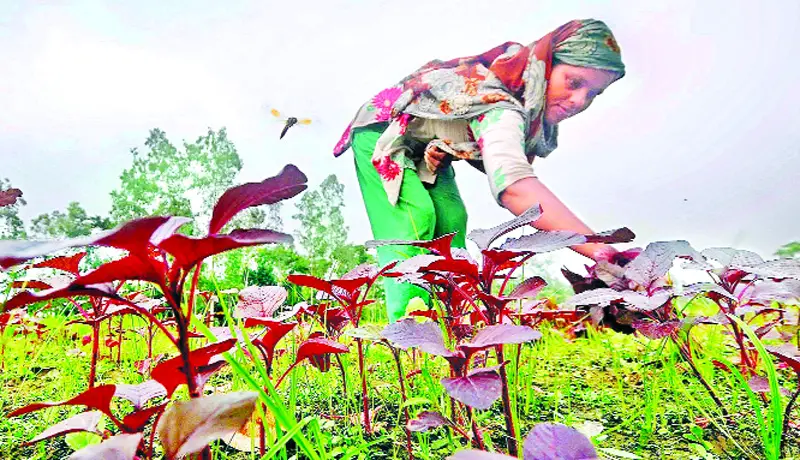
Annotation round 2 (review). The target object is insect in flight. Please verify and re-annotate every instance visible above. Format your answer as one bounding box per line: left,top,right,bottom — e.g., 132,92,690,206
270,108,312,139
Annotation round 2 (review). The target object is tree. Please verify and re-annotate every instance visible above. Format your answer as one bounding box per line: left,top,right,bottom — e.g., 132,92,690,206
0,178,27,239
109,128,242,233
30,201,113,239
292,174,348,277
776,241,800,258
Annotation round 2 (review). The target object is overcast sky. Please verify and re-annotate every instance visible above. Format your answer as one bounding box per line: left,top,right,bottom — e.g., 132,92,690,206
1,0,798,272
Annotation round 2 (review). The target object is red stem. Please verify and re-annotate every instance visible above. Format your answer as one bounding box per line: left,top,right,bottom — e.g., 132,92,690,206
357,339,372,434
465,407,485,450
390,346,413,459
496,346,518,456
89,321,100,388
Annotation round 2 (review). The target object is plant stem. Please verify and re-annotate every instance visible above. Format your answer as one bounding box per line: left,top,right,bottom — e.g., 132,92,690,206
465,406,485,450
357,339,372,434
678,341,729,417
334,353,348,395
390,346,413,459
89,321,100,388
496,346,518,456
781,378,800,457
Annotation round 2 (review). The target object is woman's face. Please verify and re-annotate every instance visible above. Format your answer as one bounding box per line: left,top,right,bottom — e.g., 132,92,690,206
544,63,619,125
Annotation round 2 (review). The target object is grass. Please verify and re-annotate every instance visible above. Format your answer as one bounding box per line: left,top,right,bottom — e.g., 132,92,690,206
0,302,799,459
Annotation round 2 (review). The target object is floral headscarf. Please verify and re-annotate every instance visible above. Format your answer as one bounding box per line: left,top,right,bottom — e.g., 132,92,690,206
334,19,625,205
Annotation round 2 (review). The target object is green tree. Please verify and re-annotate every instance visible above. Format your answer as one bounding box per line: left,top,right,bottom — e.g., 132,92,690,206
776,241,800,258
109,128,242,233
0,178,27,239
30,201,113,238
292,174,348,277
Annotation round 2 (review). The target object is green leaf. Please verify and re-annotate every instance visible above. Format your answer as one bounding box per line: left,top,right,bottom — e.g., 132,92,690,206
65,431,102,452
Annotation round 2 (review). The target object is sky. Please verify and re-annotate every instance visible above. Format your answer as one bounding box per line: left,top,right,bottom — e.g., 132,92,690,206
1,0,799,273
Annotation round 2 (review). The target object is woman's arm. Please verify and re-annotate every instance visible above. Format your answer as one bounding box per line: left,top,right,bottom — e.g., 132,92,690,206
500,176,617,261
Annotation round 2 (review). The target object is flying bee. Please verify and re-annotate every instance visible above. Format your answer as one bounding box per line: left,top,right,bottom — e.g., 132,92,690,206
270,108,312,139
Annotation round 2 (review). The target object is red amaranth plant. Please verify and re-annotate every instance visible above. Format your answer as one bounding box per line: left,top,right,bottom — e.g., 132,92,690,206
1,164,308,459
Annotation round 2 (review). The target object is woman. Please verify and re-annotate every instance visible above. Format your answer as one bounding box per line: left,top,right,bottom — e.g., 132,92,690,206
333,19,627,322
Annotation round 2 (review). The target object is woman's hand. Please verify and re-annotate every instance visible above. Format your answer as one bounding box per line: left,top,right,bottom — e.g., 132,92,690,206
424,146,451,173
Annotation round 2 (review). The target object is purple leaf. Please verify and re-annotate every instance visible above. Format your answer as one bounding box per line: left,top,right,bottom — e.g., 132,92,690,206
209,164,307,234
407,411,452,432
584,227,636,244
68,433,143,460
448,452,515,460
157,392,258,459
234,286,287,319
441,367,503,410
748,375,771,394
681,283,737,301
621,290,673,312
27,411,103,445
766,344,800,375
523,423,598,460
746,279,800,303
0,188,22,207
460,324,542,356
500,230,587,253
625,241,707,287
381,318,457,357
508,276,547,299
564,288,623,308
467,204,542,250
159,229,293,271
632,320,681,339
114,380,167,410
702,247,764,269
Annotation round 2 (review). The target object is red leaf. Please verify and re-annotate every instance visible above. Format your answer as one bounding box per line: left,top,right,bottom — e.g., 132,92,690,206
209,164,308,234
74,255,164,286
507,276,547,299
441,367,503,410
584,227,636,244
523,423,598,460
295,336,349,367
151,339,236,397
81,334,92,346
252,322,297,366
7,385,116,420
632,320,681,339
287,274,335,296
366,233,457,259
0,216,188,270
0,188,22,207
160,229,293,271
382,318,459,358
459,324,542,356
26,410,103,445
766,344,800,375
424,258,480,280
3,283,119,311
10,280,53,290
407,411,452,432
122,403,168,433
235,286,287,319
32,252,87,275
